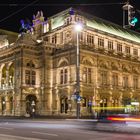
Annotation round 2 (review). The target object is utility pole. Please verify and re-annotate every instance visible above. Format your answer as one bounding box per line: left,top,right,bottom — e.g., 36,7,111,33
75,23,83,119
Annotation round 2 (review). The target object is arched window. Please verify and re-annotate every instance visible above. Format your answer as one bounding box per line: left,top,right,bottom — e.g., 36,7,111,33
9,64,14,85
1,65,6,86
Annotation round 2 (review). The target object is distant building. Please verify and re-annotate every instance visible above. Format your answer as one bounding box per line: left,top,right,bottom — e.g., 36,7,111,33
0,8,140,117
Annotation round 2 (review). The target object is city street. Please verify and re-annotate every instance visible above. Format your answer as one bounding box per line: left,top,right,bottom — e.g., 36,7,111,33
0,118,139,140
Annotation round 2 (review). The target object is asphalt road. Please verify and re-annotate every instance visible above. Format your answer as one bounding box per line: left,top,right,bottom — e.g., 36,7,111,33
0,118,139,140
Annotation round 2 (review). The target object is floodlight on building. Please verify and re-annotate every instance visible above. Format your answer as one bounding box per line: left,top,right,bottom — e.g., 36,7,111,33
75,23,83,32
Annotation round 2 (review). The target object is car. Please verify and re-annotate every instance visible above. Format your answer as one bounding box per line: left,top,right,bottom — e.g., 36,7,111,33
98,113,131,123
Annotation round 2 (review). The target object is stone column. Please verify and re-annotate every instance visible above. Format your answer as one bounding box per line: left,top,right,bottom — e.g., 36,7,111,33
130,46,133,56
94,35,98,48
15,94,21,116
6,70,9,88
56,33,60,45
104,38,108,50
5,95,10,115
114,41,117,53
108,71,112,88
118,73,123,87
46,91,52,115
122,43,125,54
108,91,113,107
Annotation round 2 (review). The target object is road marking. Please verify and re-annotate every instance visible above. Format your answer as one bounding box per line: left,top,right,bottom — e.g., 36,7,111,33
32,131,58,137
0,127,14,130
0,133,42,140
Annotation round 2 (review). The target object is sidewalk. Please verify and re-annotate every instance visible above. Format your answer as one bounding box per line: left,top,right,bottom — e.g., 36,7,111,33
0,115,96,120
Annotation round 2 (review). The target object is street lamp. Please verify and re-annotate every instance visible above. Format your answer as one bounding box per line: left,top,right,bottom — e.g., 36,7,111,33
75,23,83,119
31,100,35,118
2,100,6,115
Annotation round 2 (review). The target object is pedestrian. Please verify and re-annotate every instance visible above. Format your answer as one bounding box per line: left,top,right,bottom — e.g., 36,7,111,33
94,111,98,119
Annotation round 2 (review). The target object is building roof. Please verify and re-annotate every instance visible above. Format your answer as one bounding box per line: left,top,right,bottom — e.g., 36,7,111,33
0,29,18,43
50,7,140,44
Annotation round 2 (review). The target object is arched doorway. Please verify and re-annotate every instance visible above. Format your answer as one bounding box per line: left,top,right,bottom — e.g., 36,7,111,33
26,95,37,115
9,97,13,114
60,97,68,113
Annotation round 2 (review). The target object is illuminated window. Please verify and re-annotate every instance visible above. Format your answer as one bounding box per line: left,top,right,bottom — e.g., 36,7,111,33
43,23,49,33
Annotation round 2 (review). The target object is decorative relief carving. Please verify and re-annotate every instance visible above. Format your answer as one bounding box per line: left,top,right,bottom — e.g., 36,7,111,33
22,88,36,94
65,31,72,43
122,64,131,72
111,62,119,70
81,56,94,66
99,60,109,69
132,67,139,74
57,57,69,67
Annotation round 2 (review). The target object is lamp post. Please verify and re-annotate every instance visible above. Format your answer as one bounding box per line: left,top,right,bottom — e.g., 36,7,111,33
75,23,83,119
31,100,35,118
2,99,6,115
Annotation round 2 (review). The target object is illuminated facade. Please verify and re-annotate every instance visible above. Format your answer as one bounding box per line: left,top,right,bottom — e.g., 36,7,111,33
0,8,140,117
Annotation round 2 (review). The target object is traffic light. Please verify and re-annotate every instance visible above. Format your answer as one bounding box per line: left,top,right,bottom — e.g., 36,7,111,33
130,17,138,25
128,6,138,26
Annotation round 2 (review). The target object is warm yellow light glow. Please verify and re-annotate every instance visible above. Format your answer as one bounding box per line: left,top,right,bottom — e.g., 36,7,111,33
75,23,83,32
92,106,134,110
108,117,140,122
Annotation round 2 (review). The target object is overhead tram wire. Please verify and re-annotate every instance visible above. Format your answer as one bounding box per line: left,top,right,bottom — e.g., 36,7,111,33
0,2,125,7
0,0,39,24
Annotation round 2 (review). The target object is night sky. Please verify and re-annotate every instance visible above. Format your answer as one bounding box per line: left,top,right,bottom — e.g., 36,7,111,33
0,0,140,33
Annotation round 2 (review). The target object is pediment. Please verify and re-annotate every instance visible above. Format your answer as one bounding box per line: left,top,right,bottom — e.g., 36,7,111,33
16,33,38,46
